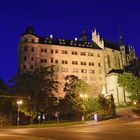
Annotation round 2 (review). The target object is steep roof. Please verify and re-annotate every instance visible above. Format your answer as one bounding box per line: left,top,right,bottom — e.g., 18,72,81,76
104,39,120,51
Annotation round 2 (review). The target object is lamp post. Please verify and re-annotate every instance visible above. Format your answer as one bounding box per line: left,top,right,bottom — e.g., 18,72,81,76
80,93,87,121
17,100,23,126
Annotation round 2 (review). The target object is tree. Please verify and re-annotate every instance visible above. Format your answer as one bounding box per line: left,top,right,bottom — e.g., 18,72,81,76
0,78,14,126
118,72,140,101
59,75,91,120
10,66,59,123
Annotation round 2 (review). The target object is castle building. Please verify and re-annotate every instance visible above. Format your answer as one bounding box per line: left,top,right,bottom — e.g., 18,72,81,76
18,27,136,98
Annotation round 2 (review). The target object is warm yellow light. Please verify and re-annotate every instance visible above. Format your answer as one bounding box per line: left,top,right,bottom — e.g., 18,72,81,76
80,93,87,98
17,100,23,105
133,101,137,105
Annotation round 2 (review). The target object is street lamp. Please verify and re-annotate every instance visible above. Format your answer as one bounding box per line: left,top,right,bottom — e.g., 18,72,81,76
16,100,23,126
80,93,87,121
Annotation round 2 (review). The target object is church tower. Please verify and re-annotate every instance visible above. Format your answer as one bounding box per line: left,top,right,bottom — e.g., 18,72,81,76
119,32,126,67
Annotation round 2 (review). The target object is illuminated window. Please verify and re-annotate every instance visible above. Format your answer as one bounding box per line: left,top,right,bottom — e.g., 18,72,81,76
72,68,78,73
62,68,68,72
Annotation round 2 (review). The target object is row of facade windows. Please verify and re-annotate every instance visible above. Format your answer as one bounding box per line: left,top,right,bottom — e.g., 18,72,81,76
23,57,101,67
23,46,101,57
23,65,102,74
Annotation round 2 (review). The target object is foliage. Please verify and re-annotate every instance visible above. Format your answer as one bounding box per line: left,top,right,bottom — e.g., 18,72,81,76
118,72,140,101
10,66,59,123
59,75,91,120
0,78,15,125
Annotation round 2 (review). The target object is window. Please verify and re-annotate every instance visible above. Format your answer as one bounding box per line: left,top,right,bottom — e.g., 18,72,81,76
72,68,78,73
80,52,86,56
72,51,77,55
81,76,87,81
89,69,94,74
44,49,47,52
40,59,47,63
24,46,27,51
88,53,94,56
98,63,101,67
55,60,58,64
72,61,78,65
62,50,67,54
97,53,100,57
41,48,44,52
62,68,68,72
107,55,111,68
51,58,54,63
50,49,53,53
31,47,34,52
81,69,87,73
89,77,95,81
89,62,94,66
81,62,86,65
31,57,34,61
24,56,26,61
55,50,58,53
62,60,68,64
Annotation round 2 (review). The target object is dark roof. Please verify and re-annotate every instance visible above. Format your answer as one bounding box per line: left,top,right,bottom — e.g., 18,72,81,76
22,32,102,50
39,37,102,50
104,39,120,51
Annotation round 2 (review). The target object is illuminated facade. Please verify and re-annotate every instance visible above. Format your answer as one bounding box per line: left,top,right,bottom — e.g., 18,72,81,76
18,27,136,97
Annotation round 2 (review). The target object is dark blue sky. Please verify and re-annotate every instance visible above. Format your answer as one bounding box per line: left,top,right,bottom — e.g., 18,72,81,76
0,0,140,81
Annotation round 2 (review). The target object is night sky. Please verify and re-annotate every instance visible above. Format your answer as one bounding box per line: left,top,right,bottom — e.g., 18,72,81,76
0,0,140,81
